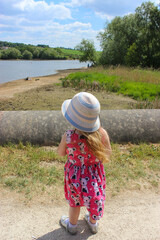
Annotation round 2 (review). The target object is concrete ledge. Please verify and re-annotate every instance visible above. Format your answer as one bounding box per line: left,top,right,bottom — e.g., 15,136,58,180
0,110,160,145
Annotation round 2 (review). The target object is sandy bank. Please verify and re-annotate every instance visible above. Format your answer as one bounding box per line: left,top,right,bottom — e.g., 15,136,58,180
0,68,86,99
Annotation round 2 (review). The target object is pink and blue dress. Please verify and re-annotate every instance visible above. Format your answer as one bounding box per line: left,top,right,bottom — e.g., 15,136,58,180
64,129,106,220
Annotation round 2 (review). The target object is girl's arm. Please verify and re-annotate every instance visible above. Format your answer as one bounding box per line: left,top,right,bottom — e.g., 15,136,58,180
57,133,67,156
100,127,112,159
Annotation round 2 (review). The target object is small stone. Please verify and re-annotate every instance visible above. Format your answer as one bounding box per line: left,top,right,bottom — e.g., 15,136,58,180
25,77,32,81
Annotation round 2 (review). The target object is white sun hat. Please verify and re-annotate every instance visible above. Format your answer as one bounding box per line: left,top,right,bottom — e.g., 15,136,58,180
61,92,100,132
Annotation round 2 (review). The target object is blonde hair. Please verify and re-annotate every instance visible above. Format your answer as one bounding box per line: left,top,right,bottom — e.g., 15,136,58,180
78,129,109,163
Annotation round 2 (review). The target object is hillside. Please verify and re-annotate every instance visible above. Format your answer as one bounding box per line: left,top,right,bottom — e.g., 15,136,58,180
0,41,82,60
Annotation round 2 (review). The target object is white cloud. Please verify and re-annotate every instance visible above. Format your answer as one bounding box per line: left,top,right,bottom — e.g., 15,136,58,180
13,0,35,11
64,21,91,30
0,9,100,48
0,14,13,20
50,27,100,49
0,0,72,20
0,0,105,50
154,0,159,4
95,12,114,21
65,0,159,16
14,0,72,20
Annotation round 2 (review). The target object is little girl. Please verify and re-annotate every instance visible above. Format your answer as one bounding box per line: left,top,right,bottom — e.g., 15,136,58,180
58,92,111,235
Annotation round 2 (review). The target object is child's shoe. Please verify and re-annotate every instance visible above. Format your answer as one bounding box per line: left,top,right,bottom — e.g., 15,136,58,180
60,216,77,235
84,213,98,234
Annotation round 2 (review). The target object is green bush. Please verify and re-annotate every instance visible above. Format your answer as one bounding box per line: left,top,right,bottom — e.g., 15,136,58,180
61,71,160,101
22,50,33,60
1,48,21,59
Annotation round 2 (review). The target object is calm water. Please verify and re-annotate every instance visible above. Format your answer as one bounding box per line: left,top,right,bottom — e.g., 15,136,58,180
0,60,88,84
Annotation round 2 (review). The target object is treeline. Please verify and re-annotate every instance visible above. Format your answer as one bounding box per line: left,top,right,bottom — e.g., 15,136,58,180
0,42,82,60
98,1,160,68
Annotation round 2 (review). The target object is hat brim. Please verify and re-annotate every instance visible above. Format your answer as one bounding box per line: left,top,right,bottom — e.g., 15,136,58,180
61,99,100,132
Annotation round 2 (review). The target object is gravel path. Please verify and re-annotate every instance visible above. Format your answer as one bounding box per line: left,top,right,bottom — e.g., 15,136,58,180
1,189,160,240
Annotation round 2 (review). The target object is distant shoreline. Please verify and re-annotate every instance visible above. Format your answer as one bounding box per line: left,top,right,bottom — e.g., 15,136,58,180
0,59,79,61
0,67,86,99
0,67,86,84
0,59,88,84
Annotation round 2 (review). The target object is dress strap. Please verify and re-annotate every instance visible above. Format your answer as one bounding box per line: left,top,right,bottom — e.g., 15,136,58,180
66,129,75,144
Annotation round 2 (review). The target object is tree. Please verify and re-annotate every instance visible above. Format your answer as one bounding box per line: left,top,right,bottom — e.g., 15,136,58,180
99,1,160,68
22,50,33,60
8,48,21,59
37,44,49,48
125,43,139,66
98,14,137,65
40,48,58,59
75,39,97,65
134,1,160,67
1,48,21,59
33,48,42,59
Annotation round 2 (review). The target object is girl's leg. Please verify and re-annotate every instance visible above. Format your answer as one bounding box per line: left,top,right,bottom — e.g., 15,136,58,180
69,206,80,225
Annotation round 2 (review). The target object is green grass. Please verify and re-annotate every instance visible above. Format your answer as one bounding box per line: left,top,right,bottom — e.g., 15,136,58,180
61,70,160,101
0,142,159,199
106,143,160,193
119,81,160,100
0,142,65,197
57,48,83,59
59,48,83,56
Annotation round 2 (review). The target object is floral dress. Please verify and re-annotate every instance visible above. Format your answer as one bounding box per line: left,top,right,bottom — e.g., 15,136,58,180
64,129,106,220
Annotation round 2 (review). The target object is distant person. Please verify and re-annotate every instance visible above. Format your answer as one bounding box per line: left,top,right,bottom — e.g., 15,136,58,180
58,92,112,235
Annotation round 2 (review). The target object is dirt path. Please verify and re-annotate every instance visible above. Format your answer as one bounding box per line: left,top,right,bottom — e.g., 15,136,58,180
0,68,85,99
1,189,160,240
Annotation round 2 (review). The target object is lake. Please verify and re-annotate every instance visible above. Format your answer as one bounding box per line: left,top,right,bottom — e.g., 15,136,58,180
0,60,88,84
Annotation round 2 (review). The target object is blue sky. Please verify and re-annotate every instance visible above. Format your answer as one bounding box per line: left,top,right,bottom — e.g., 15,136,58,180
0,0,159,50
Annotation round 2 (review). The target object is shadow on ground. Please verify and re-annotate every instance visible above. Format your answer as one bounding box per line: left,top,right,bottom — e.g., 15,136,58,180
37,220,93,240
